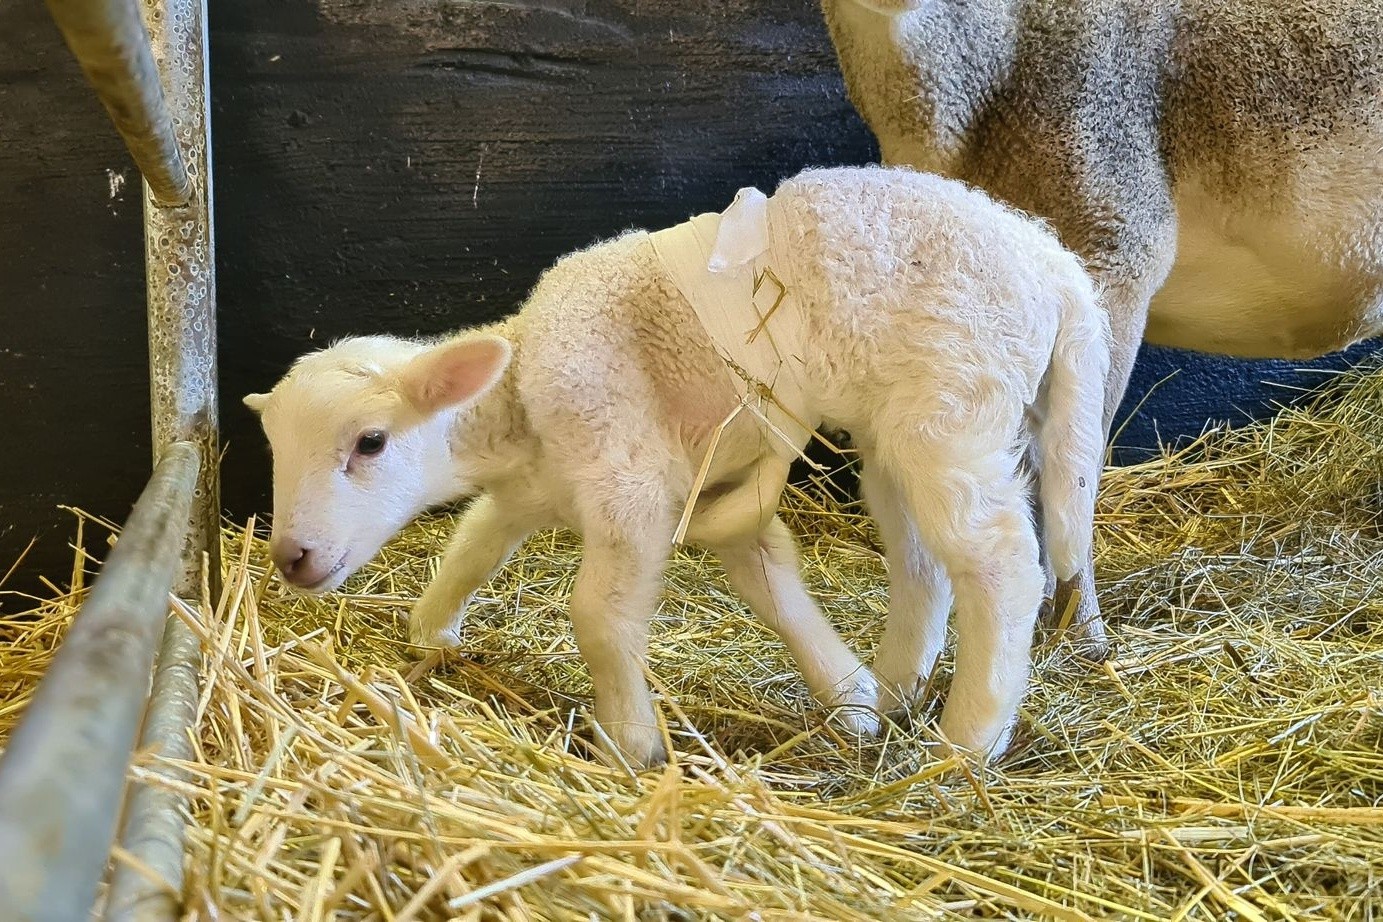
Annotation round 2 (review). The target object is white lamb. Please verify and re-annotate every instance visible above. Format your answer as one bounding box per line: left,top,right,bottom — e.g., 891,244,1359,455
244,165,1110,768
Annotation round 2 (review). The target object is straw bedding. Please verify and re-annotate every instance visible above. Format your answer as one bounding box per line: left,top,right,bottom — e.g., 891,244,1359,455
4,364,1383,920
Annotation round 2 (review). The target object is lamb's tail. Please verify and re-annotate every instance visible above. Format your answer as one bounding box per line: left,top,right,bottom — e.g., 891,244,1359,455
1036,270,1111,581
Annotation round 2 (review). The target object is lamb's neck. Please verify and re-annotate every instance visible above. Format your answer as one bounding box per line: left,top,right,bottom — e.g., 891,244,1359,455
444,352,539,497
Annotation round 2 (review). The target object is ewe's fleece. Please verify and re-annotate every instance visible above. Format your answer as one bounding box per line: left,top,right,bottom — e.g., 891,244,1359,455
823,0,1383,645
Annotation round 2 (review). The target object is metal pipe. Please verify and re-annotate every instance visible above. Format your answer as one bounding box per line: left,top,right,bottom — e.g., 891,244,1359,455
102,609,201,922
0,441,200,922
43,0,190,206
142,0,220,601
102,2,221,917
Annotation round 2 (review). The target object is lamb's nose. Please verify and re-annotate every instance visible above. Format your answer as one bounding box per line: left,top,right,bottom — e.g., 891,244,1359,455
270,541,315,585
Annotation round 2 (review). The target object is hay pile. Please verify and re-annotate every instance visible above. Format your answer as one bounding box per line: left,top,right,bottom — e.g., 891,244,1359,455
4,365,1383,920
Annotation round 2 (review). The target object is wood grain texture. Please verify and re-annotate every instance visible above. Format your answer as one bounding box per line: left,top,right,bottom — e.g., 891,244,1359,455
0,0,1376,605
0,5,149,603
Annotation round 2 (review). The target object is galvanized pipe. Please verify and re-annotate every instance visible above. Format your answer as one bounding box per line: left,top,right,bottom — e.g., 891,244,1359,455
102,1,221,917
43,0,191,206
0,441,200,922
14,2,218,919
102,611,201,922
142,0,220,601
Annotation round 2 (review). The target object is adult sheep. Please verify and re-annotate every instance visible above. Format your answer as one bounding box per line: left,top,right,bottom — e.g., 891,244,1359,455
822,0,1383,649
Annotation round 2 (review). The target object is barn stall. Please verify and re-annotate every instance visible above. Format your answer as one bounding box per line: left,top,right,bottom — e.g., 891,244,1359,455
0,0,1381,919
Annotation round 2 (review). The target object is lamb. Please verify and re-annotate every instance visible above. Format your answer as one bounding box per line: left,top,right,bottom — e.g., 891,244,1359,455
243,165,1110,769
821,0,1383,651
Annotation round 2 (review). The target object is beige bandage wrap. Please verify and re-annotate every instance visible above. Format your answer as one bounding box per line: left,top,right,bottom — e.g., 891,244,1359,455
648,187,817,461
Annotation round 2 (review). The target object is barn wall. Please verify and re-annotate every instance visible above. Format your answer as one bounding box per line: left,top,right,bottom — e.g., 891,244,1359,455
0,10,151,600
0,0,1376,604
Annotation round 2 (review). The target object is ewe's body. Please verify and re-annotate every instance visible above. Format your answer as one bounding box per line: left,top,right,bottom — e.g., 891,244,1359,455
824,0,1383,646
246,167,1109,767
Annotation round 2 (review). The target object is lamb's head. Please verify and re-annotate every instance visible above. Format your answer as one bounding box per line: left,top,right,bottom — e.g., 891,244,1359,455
244,334,511,593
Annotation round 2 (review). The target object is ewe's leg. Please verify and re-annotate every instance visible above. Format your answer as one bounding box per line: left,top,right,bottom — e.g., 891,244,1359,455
882,439,1045,758
569,537,670,769
1098,271,1157,437
1027,430,1102,652
713,517,878,736
977,142,1178,658
858,461,952,715
410,495,532,647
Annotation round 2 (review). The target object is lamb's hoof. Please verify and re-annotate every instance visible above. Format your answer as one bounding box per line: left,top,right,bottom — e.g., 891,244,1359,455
599,722,668,771
937,711,1015,764
408,615,464,649
870,659,939,727
873,680,921,720
1050,582,1110,662
827,668,883,738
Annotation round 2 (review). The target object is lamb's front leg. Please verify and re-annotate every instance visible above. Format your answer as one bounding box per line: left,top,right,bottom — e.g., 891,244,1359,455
569,536,671,769
410,494,533,647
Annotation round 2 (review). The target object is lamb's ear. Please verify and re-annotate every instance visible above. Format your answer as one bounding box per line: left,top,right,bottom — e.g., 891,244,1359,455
243,393,270,415
399,335,512,415
708,186,770,273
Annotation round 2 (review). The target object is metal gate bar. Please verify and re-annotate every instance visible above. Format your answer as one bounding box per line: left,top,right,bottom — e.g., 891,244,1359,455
140,0,220,601
0,443,201,922
43,0,190,206
115,0,220,914
0,0,220,918
103,610,202,921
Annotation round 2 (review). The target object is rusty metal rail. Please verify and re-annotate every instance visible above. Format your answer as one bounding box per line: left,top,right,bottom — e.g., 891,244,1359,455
0,442,201,922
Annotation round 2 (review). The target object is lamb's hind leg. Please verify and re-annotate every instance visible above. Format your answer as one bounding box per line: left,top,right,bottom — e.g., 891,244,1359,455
712,516,879,736
858,460,952,716
877,430,1045,758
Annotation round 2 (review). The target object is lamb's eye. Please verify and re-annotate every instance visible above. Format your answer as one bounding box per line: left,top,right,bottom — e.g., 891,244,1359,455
355,431,387,456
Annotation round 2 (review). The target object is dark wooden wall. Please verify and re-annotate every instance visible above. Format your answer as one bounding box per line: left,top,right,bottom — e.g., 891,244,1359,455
0,10,150,598
0,0,1376,605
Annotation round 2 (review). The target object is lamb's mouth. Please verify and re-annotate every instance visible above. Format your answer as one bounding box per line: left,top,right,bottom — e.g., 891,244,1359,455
303,554,350,593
